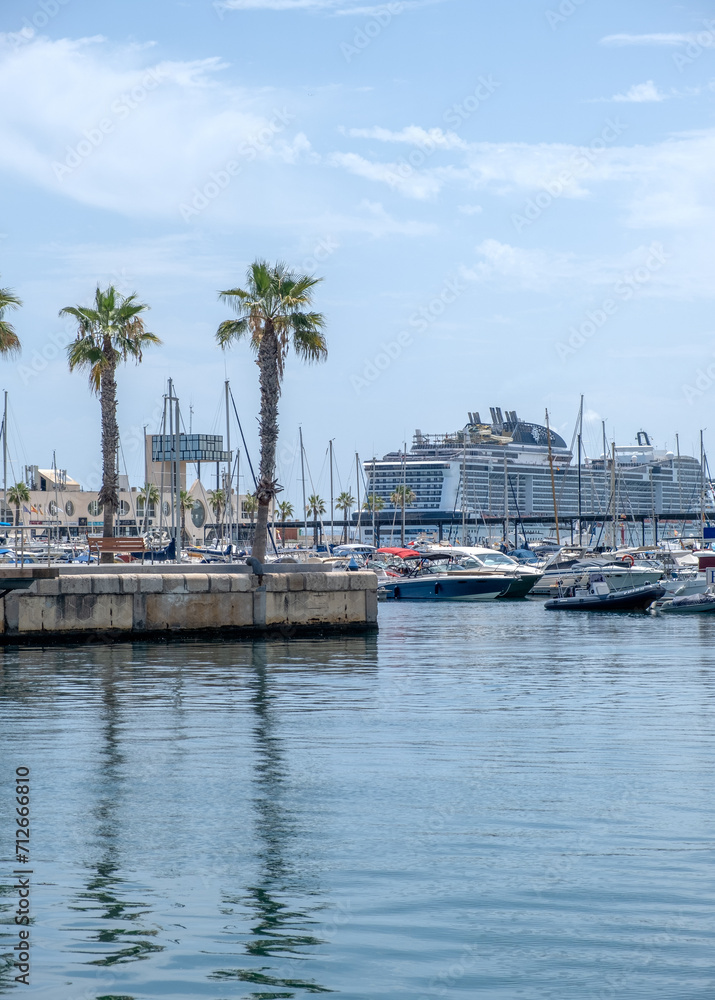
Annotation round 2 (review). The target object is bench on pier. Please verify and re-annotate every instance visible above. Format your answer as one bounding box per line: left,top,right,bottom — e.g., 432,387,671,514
88,537,146,561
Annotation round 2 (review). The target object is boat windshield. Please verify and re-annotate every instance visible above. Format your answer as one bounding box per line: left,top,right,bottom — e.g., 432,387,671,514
473,552,517,568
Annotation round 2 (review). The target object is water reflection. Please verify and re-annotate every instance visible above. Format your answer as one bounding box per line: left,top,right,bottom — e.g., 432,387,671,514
68,648,163,976
210,642,333,995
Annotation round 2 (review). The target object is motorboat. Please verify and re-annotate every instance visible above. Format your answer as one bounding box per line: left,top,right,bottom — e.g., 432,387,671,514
426,546,543,598
377,552,511,601
532,551,663,596
650,591,715,614
545,576,664,612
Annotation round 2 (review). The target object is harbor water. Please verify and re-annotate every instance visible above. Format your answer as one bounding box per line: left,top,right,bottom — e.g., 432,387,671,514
1,601,714,999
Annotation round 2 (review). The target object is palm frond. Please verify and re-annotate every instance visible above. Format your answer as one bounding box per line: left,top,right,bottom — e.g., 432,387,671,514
216,318,250,349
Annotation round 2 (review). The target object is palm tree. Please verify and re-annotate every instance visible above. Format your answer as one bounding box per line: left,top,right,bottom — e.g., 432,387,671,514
179,489,194,543
138,482,159,534
390,485,416,546
216,260,327,563
335,490,355,545
277,500,294,521
363,493,385,513
7,482,29,527
306,494,326,547
207,488,225,537
61,286,160,561
243,492,258,522
0,282,22,356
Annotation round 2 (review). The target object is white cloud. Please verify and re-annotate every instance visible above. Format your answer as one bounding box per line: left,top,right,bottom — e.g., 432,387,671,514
328,151,448,198
458,238,715,302
600,32,709,46
611,81,667,103
0,34,310,220
458,204,482,215
343,125,468,149
215,0,445,14
332,126,715,233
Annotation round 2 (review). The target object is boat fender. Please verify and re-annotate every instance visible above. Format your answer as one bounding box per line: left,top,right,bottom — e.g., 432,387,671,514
621,554,635,567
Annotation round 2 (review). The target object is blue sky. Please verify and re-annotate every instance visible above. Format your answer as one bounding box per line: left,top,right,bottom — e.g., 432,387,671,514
1,0,714,503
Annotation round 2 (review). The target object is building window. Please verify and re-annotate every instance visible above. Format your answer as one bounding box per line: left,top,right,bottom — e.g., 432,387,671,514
118,500,130,516
48,500,60,517
65,500,75,517
88,500,103,517
162,501,170,517
191,500,205,528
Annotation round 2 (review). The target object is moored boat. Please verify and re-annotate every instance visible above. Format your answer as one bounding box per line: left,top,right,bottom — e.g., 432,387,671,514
377,552,511,601
545,578,664,612
650,591,715,614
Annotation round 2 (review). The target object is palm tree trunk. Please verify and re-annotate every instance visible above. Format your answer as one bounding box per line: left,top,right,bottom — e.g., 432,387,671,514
98,351,119,563
252,321,280,564
15,503,19,527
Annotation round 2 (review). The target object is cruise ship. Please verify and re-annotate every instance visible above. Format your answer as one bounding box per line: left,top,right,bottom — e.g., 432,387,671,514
363,408,708,543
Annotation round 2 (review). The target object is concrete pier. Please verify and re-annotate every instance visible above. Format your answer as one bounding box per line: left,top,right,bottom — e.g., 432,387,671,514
0,565,378,643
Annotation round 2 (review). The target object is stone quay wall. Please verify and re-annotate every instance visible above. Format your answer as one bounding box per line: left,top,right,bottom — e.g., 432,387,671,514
0,566,378,642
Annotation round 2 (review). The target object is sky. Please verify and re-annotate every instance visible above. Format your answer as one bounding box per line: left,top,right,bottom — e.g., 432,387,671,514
1,0,714,506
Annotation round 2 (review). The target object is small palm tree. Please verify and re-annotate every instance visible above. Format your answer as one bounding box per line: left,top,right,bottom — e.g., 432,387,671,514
390,485,416,546
363,493,385,513
243,492,258,522
207,488,225,534
7,482,29,527
0,282,22,356
216,260,327,563
306,494,326,547
61,286,160,561
179,489,194,542
277,500,294,521
336,490,355,545
138,482,159,534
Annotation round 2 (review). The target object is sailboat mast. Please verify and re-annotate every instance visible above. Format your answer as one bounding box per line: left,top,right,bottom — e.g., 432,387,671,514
299,426,307,547
2,390,7,516
462,443,467,545
372,457,376,545
401,442,406,547
503,454,508,547
676,432,683,516
701,429,705,542
329,439,334,547
611,441,617,551
577,395,583,546
225,380,232,554
174,391,181,563
545,408,560,545
355,452,362,544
